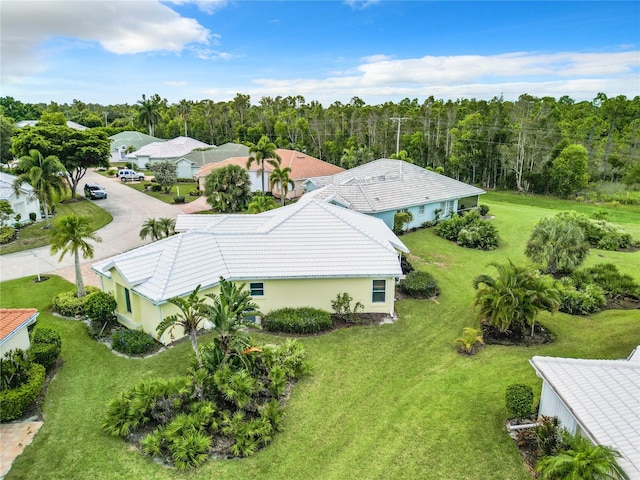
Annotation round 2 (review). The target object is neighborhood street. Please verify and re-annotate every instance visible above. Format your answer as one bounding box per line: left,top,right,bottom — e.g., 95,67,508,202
0,170,206,285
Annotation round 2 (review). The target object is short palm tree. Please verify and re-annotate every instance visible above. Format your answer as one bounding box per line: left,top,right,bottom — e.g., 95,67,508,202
247,135,281,194
247,194,278,213
50,213,102,297
157,285,209,367
139,218,162,241
157,217,176,238
269,166,295,206
536,431,629,480
473,260,560,337
13,149,66,228
525,216,589,276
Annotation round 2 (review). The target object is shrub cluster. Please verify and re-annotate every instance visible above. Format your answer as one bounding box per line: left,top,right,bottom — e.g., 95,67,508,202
0,362,45,422
263,307,332,334
0,226,16,244
434,211,499,250
52,286,99,317
556,211,634,250
505,383,533,419
84,291,117,322
111,329,158,355
188,189,202,197
398,270,440,299
30,327,62,370
572,263,640,301
173,195,186,204
478,204,490,216
557,278,606,315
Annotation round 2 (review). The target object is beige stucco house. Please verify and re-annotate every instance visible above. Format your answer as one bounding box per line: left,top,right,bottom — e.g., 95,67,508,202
92,199,408,344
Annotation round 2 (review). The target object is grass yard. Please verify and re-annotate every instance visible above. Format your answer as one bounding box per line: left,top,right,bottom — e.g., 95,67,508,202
123,181,200,205
2,195,640,479
0,197,113,255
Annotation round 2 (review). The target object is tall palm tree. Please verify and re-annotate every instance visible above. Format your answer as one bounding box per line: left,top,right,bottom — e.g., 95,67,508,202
136,94,161,136
473,260,560,338
139,218,162,241
50,213,102,297
269,166,295,206
247,135,280,194
536,431,629,480
13,149,66,228
525,216,589,276
157,285,209,367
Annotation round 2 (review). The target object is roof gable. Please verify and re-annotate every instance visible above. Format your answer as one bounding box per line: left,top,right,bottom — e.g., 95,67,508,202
128,136,212,160
0,172,34,200
0,309,39,343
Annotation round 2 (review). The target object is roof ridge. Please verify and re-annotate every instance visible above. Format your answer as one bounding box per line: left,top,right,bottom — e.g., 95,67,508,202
155,235,184,300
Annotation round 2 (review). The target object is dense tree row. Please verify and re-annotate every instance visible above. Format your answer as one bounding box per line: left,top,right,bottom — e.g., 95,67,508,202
2,93,638,192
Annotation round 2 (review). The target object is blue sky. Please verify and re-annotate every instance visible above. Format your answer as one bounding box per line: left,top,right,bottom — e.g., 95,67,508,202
1,0,639,106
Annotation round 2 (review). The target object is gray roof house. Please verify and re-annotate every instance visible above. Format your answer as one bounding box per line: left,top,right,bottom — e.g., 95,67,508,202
109,131,164,162
303,159,485,230
92,199,408,344
0,172,41,225
530,348,640,479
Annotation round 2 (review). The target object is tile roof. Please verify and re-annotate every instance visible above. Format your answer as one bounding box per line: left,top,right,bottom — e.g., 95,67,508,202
15,120,88,130
109,131,164,151
127,136,211,160
530,351,640,478
181,143,250,168
303,159,485,213
0,309,39,342
0,172,34,200
93,199,408,303
195,149,344,179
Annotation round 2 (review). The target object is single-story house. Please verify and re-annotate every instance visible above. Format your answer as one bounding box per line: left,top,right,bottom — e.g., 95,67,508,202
15,120,88,131
126,136,212,178
530,348,640,479
108,131,164,162
0,172,41,225
0,309,39,356
176,143,250,180
92,199,408,344
195,149,344,198
303,159,485,230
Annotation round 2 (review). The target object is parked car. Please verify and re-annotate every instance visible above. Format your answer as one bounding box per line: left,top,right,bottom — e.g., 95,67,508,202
117,169,145,182
84,183,107,200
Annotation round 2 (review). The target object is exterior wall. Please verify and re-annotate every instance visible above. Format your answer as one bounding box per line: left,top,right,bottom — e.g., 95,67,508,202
271,179,305,200
538,381,579,433
175,160,193,180
0,327,31,357
374,201,457,230
7,194,41,225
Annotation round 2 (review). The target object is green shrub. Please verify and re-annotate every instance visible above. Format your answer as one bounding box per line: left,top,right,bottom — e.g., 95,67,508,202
0,226,16,244
555,211,635,251
173,195,186,204
573,263,640,300
111,329,158,355
454,327,484,355
30,327,62,369
84,291,117,322
398,270,439,298
151,184,162,192
533,416,563,457
188,189,202,197
478,204,490,216
0,363,45,421
505,384,533,419
0,349,32,390
331,293,364,323
434,211,499,250
558,279,606,315
264,307,332,334
261,339,311,379
52,287,99,317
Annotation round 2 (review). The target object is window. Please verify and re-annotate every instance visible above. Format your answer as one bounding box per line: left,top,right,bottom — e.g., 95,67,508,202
124,287,132,313
250,282,264,297
372,280,386,303
418,205,425,215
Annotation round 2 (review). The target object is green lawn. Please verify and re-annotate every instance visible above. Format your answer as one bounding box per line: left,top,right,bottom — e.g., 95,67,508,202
0,197,113,255
3,195,640,479
123,181,200,205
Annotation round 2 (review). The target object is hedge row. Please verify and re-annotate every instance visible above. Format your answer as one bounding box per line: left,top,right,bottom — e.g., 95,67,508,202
0,363,45,422
264,307,332,334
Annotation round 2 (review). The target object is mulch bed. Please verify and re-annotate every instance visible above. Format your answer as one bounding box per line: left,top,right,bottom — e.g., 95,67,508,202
482,324,554,347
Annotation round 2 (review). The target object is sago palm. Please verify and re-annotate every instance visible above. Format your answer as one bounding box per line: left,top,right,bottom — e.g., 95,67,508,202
49,213,101,297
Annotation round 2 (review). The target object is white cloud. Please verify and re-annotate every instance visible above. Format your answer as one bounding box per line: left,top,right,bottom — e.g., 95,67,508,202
0,0,211,82
344,0,381,10
164,0,228,14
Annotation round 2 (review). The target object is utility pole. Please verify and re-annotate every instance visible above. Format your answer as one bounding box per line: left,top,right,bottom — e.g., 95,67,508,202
390,117,409,155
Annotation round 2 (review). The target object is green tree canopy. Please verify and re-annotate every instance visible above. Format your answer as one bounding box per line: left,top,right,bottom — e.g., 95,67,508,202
204,164,251,213
149,161,177,193
550,144,590,198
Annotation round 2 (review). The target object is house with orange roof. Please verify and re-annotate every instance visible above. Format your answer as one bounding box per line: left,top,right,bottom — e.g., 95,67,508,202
195,149,343,199
0,309,39,356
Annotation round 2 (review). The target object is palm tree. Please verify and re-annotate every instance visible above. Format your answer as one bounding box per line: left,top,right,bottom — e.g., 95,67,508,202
136,94,161,136
269,166,295,206
536,431,629,480
473,260,560,338
247,194,278,213
204,164,251,213
157,217,176,238
13,149,66,228
50,213,102,297
139,218,162,242
157,285,209,367
247,135,281,194
525,216,589,276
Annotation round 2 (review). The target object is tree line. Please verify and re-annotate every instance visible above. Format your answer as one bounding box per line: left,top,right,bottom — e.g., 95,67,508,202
2,92,639,193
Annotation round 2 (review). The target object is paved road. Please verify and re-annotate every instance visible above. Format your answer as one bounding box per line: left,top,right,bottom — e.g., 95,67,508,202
0,170,207,284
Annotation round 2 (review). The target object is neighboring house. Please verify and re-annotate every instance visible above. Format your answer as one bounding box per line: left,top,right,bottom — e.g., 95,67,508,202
109,131,164,162
176,143,249,180
303,159,485,230
92,199,408,344
530,348,640,479
126,136,213,178
0,308,39,356
195,149,344,197
15,120,88,131
0,172,41,225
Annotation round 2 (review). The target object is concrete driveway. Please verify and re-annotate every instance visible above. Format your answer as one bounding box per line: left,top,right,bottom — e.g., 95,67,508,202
0,170,206,284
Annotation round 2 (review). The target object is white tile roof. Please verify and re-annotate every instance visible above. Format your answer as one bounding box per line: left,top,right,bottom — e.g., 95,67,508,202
304,159,485,213
127,136,211,160
15,120,88,130
93,199,408,303
530,351,640,478
0,172,34,200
